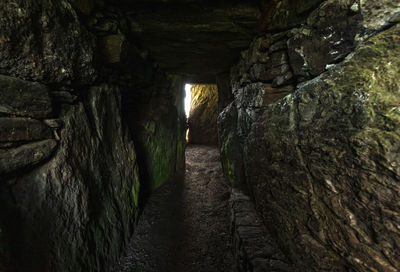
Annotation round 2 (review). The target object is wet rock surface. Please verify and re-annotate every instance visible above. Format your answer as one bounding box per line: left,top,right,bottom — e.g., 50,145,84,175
114,145,236,272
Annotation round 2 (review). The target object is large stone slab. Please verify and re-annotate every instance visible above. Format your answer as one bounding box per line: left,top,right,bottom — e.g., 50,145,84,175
0,139,57,176
245,24,400,271
218,103,245,189
0,75,53,119
230,189,294,272
0,85,141,272
125,2,261,80
0,118,53,142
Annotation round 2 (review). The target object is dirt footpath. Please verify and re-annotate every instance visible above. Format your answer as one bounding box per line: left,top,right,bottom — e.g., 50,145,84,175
114,145,237,272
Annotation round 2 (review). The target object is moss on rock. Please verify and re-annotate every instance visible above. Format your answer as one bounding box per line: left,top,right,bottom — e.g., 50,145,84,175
244,23,400,271
0,85,140,272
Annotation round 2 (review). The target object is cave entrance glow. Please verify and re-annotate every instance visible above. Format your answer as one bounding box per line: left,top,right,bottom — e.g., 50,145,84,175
184,84,192,118
185,84,219,146
185,83,192,141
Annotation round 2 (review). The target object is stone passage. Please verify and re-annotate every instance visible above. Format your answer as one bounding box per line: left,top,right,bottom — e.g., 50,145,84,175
114,145,236,272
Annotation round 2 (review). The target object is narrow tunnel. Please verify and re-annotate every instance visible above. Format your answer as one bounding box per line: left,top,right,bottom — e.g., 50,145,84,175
1,0,400,272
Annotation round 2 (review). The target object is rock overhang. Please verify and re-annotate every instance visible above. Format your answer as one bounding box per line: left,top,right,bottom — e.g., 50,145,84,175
106,0,263,81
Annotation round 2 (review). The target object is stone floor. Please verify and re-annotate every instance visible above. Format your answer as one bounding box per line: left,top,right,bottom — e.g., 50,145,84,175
113,145,237,272
230,190,294,272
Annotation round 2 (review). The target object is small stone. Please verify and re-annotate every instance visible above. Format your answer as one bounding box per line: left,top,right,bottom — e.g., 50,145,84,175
261,64,290,82
0,75,53,119
51,91,78,104
350,2,360,14
43,119,64,128
271,30,290,43
267,51,288,68
272,71,294,87
269,40,287,53
0,118,53,142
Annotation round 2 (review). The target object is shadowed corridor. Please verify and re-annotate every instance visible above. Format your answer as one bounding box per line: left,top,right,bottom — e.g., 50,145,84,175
114,145,236,272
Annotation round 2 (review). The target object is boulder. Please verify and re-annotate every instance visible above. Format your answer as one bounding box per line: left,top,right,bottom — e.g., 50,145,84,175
245,24,400,271
0,85,140,271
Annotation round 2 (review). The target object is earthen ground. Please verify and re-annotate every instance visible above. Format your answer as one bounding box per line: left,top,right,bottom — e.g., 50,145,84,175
114,145,237,272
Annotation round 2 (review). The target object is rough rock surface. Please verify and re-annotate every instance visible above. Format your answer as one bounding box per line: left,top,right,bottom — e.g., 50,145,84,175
0,74,53,119
0,0,96,84
0,85,140,271
114,145,236,272
244,24,400,271
0,3,189,269
230,189,294,272
0,139,57,176
216,73,233,114
123,74,186,194
188,84,219,146
124,2,261,81
70,1,188,195
0,118,53,143
218,102,245,189
218,0,400,271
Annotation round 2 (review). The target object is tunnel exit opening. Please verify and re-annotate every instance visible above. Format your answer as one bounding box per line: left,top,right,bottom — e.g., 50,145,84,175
184,84,192,142
184,84,192,119
184,84,219,146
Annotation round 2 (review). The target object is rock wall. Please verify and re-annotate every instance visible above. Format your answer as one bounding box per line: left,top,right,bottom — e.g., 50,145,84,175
123,74,186,194
0,0,186,271
188,84,219,146
0,0,96,84
0,80,140,271
80,2,187,195
220,0,400,271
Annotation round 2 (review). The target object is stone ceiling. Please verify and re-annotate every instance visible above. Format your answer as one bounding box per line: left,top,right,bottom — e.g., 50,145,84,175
116,1,262,81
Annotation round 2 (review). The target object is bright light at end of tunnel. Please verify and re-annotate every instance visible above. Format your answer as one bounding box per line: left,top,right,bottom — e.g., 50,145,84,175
184,84,192,118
